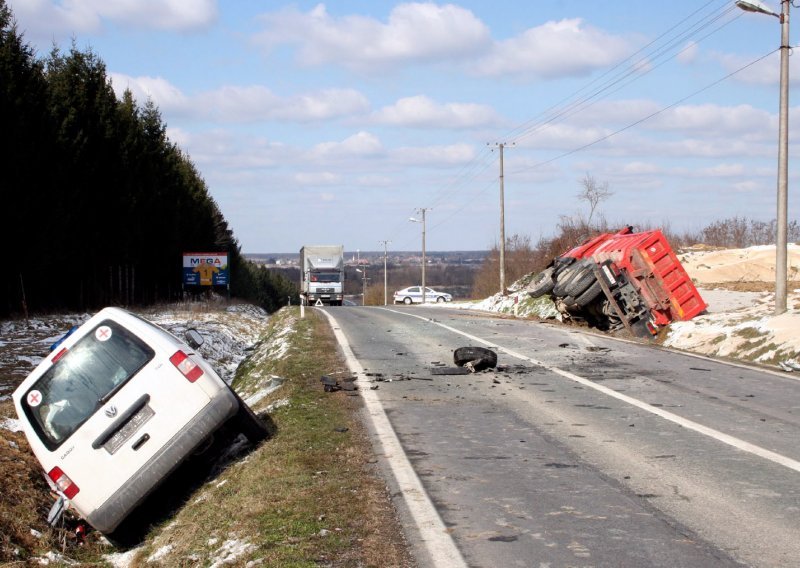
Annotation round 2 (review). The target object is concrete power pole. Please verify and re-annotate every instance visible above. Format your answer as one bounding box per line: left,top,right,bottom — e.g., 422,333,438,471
491,143,513,295
410,209,429,303
498,143,506,295
379,240,391,305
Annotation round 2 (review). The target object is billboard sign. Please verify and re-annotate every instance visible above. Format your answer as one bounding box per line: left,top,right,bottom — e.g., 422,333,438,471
183,252,229,286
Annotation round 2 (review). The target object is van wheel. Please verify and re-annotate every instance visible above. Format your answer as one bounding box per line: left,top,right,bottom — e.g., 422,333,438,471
453,346,497,371
231,392,270,443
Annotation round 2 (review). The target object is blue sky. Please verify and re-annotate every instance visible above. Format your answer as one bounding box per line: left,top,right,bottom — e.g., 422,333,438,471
9,0,798,253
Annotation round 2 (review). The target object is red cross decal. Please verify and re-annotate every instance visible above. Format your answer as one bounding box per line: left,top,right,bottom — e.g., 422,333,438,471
27,391,41,405
97,327,110,339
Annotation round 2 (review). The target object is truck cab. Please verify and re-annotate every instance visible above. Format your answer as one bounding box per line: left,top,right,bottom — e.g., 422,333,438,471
300,245,345,306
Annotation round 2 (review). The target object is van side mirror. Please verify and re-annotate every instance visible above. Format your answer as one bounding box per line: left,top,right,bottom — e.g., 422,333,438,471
184,328,204,349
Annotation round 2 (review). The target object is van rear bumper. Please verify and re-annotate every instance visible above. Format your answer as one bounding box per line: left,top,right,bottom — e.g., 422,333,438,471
86,389,238,534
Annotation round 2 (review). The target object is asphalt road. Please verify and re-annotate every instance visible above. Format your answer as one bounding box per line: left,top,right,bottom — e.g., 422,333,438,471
323,305,800,568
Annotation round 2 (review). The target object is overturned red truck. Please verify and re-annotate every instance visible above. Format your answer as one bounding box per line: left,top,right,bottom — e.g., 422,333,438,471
529,227,707,337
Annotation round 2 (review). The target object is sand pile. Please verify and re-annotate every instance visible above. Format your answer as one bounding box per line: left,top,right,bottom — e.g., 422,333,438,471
679,244,800,283
666,244,800,367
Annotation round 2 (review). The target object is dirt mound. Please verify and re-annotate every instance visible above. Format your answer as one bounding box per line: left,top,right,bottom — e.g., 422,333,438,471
679,244,800,284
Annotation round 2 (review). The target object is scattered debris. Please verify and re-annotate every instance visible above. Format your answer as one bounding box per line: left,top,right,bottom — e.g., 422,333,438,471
778,360,800,372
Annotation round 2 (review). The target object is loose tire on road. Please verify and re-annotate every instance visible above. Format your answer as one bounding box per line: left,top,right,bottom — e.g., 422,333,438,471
528,267,556,298
453,346,497,371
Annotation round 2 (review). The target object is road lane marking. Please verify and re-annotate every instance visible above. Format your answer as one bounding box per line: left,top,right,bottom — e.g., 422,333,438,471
388,308,800,475
319,309,468,568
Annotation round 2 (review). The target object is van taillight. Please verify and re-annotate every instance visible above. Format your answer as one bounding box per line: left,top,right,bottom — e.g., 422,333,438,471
48,467,79,499
169,351,204,382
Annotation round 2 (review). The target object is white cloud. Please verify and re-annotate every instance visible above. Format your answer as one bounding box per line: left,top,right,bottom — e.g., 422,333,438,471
391,143,475,166
698,163,747,177
651,103,772,136
474,18,633,78
294,172,340,185
251,2,490,69
619,161,662,175
196,86,369,122
109,73,188,111
109,74,369,123
372,95,501,128
677,40,699,64
311,132,385,159
11,0,217,37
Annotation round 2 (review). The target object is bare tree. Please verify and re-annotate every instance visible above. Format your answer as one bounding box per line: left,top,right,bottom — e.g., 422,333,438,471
577,173,613,226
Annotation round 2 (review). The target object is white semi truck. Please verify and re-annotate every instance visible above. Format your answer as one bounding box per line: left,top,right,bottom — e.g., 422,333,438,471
299,245,345,306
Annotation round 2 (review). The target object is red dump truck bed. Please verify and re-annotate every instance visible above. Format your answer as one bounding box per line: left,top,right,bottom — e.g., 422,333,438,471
561,227,707,327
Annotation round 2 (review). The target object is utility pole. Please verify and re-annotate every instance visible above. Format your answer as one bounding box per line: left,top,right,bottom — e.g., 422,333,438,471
737,0,790,316
490,142,513,295
410,209,429,304
379,240,391,305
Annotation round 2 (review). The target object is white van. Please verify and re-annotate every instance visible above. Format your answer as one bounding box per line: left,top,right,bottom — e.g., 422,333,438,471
12,307,267,536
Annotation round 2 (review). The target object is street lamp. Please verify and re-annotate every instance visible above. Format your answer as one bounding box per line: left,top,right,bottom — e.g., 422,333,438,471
379,240,391,306
409,209,428,304
356,267,367,306
736,0,790,315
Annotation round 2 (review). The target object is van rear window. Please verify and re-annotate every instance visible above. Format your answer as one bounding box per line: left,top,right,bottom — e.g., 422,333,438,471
24,320,154,448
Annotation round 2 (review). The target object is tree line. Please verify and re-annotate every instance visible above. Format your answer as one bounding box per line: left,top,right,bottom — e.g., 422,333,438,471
0,1,296,318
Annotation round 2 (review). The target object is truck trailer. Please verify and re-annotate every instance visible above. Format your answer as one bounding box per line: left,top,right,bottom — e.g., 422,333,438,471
300,245,345,306
529,227,707,337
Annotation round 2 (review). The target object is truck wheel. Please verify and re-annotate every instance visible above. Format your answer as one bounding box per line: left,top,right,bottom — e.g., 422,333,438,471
564,268,597,298
553,260,591,297
403,297,412,305
528,267,555,298
575,280,603,307
453,346,497,370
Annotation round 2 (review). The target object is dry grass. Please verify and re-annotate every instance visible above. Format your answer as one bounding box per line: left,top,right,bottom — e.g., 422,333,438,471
0,401,63,564
700,280,800,293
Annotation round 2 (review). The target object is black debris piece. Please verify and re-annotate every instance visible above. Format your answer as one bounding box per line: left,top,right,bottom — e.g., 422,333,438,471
431,367,471,375
320,375,340,392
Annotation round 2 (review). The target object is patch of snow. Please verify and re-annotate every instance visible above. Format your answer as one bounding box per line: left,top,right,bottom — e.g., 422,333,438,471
244,376,286,407
1,418,22,432
32,551,79,565
147,544,174,563
266,398,290,412
209,539,257,568
103,547,141,568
